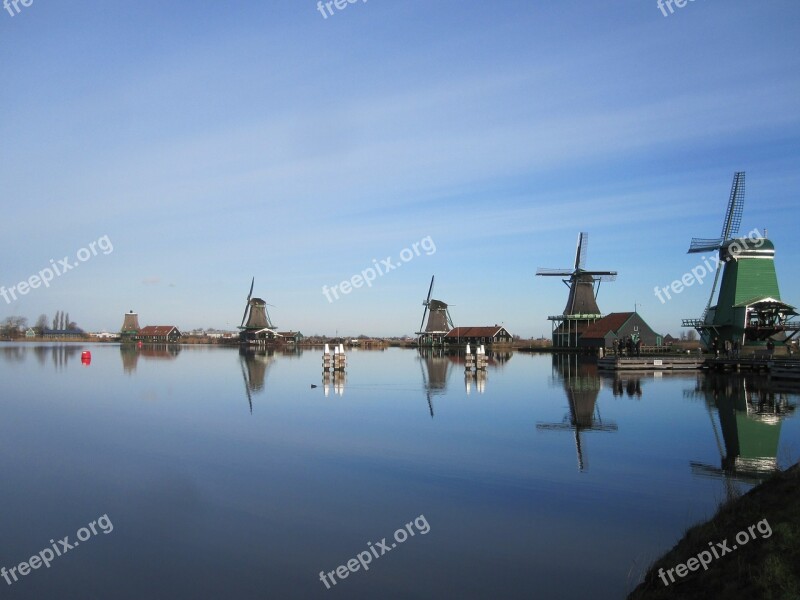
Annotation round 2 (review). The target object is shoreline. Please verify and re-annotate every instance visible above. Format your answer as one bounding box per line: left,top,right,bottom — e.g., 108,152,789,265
628,462,800,598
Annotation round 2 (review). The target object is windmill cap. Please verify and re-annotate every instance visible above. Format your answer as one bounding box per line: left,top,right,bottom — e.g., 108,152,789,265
721,237,774,259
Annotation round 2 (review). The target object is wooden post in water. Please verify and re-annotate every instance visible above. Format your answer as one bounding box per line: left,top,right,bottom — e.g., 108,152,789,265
322,343,332,372
465,343,475,372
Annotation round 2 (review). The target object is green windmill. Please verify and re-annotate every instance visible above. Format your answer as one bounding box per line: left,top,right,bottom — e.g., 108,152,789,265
682,172,799,349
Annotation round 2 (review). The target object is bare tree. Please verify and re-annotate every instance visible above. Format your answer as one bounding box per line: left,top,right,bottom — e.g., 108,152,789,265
35,314,48,334
65,312,70,330
53,311,60,330
687,330,697,341
1,316,28,339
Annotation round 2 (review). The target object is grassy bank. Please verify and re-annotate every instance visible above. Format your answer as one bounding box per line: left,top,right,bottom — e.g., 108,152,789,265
629,463,800,599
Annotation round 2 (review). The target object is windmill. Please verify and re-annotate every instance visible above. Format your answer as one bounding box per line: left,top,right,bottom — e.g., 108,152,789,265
687,171,746,318
416,276,454,346
536,232,617,347
682,172,798,347
238,277,278,343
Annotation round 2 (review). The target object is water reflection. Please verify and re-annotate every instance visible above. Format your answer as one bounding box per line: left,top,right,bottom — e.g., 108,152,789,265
689,373,796,491
119,344,182,374
323,371,346,398
418,348,453,417
537,354,618,471
239,349,276,413
2,344,85,370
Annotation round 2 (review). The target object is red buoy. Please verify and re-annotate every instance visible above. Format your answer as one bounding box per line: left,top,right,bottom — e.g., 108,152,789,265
81,350,92,365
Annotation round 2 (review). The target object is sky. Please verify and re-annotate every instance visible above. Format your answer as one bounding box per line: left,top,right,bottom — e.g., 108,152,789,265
1,0,798,337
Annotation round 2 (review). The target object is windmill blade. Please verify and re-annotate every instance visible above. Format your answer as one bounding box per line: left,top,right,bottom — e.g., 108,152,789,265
720,171,745,241
446,307,454,330
240,300,250,328
241,277,255,327
536,268,574,276
426,276,435,304
419,305,429,333
575,232,588,270
688,237,724,253
584,270,617,283
240,357,253,414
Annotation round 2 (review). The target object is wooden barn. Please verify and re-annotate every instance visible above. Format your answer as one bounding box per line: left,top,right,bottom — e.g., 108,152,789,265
444,326,513,347
577,312,661,350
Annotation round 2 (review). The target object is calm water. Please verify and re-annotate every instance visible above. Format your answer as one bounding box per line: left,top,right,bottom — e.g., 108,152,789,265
1,343,798,599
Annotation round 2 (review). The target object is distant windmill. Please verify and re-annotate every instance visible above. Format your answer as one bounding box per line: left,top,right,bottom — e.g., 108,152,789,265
687,171,746,317
239,277,278,338
537,233,617,347
416,276,454,345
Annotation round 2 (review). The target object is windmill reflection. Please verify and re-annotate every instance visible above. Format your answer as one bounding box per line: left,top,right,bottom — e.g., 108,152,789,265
239,348,276,413
689,372,796,495
418,347,452,417
537,354,617,471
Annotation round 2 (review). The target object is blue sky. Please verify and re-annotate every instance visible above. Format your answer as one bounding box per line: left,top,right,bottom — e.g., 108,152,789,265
1,1,798,337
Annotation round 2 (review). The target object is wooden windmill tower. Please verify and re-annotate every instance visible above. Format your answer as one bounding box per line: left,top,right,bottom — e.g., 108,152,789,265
682,172,799,348
238,278,279,345
416,276,454,346
120,310,141,342
536,232,617,348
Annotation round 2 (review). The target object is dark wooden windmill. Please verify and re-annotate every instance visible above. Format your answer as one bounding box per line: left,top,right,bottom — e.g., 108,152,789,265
536,232,617,347
238,278,278,344
416,276,454,346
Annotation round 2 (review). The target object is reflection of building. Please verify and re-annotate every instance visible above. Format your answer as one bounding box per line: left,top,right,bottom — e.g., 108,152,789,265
2,345,85,369
120,344,139,374
239,349,276,412
690,372,796,491
120,344,181,374
537,354,617,471
418,347,453,417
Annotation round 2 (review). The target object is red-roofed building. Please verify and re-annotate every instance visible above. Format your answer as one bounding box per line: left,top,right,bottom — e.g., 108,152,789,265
577,312,661,349
137,325,181,343
444,325,513,346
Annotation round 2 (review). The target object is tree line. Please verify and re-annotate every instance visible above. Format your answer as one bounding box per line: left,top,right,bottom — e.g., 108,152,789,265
0,312,80,338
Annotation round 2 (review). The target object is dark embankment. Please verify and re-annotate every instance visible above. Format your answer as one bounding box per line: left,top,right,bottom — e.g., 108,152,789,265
629,463,800,599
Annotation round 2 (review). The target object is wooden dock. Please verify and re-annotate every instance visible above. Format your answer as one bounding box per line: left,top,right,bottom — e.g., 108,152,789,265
598,355,800,380
598,356,704,371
